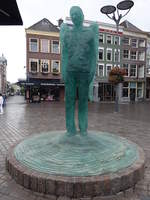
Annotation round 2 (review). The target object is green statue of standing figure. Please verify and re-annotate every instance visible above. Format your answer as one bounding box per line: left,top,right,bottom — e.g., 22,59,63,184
60,6,98,136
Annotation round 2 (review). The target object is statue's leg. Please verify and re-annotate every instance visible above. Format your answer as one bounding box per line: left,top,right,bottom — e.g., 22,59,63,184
65,73,77,136
78,76,89,135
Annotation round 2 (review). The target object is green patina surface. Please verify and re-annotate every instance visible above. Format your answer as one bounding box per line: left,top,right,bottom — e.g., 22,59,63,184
60,6,99,135
14,131,138,176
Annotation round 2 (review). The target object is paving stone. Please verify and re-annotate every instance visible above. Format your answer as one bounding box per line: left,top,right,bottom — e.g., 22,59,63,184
0,96,150,200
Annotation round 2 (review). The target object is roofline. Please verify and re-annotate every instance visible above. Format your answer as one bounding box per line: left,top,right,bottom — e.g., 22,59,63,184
65,17,124,30
25,29,60,37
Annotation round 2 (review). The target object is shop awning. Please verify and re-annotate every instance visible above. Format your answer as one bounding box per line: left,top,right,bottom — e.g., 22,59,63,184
20,82,64,86
0,0,23,25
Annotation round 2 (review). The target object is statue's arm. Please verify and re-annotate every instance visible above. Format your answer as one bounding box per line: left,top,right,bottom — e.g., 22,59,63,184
89,23,99,83
60,23,68,81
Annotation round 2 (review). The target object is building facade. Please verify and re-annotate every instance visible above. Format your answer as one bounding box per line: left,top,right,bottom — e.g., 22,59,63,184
121,20,147,102
65,17,123,102
95,22,123,102
0,54,7,94
25,17,149,103
25,18,64,102
146,33,150,100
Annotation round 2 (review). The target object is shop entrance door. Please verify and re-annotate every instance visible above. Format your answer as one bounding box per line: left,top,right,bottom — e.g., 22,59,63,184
130,88,136,102
98,83,115,101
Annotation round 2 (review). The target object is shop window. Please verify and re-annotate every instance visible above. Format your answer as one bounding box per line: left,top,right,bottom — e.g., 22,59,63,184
41,60,49,73
131,38,137,48
51,60,60,74
106,35,112,44
130,51,137,60
137,82,143,98
99,34,104,44
98,64,104,77
138,65,144,78
29,59,38,73
122,37,130,45
122,82,129,97
106,49,112,61
41,39,49,53
29,38,38,52
123,63,129,76
51,40,60,54
99,48,104,60
123,49,129,59
130,64,137,77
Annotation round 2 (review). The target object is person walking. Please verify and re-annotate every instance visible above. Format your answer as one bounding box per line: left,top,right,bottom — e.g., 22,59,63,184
0,93,4,114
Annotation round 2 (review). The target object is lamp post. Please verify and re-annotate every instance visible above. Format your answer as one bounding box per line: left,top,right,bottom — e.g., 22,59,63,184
100,0,134,112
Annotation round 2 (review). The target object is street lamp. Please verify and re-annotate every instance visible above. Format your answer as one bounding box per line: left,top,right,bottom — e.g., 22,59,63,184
100,0,134,112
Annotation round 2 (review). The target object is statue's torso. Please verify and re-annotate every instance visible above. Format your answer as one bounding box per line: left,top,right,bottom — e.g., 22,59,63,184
65,27,94,73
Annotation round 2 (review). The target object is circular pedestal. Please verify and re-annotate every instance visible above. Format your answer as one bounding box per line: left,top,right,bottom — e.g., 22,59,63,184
6,131,145,198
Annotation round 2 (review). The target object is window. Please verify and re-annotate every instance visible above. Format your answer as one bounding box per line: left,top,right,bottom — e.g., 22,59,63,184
123,49,129,59
130,51,137,60
106,49,112,61
41,60,49,73
122,82,129,97
138,65,144,78
29,59,38,73
51,40,60,54
137,82,143,98
97,64,104,77
139,39,145,47
130,64,137,77
139,51,145,61
99,34,104,43
99,48,104,60
41,39,49,53
114,49,120,62
131,38,137,48
123,37,130,45
147,67,150,74
123,63,129,76
29,38,38,52
114,36,120,45
51,60,60,74
106,65,112,76
106,35,112,44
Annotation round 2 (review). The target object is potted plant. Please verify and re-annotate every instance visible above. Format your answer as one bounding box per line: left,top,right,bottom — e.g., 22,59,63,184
109,66,126,84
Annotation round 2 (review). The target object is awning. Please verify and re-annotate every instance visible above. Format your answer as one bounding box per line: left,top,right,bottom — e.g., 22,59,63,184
20,82,64,86
0,0,23,25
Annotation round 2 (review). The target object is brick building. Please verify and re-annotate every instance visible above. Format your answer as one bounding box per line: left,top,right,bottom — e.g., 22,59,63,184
25,18,64,102
121,20,147,102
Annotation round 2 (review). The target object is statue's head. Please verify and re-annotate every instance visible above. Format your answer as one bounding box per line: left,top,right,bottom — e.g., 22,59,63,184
70,6,84,27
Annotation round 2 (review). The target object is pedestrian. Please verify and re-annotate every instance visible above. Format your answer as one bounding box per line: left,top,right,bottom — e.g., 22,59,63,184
0,93,4,114
2,94,6,107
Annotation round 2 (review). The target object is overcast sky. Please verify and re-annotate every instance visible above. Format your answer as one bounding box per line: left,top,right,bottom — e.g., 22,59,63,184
0,0,150,83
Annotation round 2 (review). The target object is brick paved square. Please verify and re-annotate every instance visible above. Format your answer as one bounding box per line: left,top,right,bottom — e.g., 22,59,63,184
0,96,150,200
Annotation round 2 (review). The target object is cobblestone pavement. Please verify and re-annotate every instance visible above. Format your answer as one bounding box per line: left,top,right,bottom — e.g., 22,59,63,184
0,96,150,200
